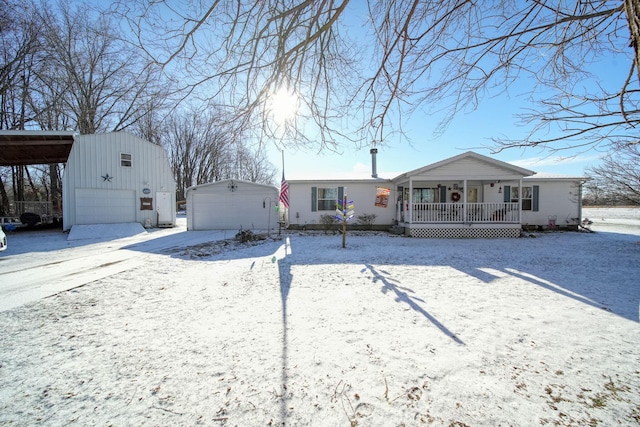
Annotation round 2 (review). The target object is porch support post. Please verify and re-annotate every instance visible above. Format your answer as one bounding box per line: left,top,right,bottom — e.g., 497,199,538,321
518,178,523,223
463,179,468,222
408,177,413,224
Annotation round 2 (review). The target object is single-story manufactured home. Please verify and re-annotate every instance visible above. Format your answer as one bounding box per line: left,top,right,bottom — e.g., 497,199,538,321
285,151,588,238
62,132,176,231
186,179,280,231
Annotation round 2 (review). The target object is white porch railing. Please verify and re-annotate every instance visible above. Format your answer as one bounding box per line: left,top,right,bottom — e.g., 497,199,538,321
409,202,520,223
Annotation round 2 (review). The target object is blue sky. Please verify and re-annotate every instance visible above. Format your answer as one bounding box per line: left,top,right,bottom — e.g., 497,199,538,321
268,85,607,180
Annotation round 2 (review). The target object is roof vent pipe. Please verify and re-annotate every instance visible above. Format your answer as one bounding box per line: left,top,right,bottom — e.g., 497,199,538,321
370,148,378,178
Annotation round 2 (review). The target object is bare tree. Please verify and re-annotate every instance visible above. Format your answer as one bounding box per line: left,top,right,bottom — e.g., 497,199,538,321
585,143,640,205
112,0,359,151
230,144,278,184
112,1,639,155
0,0,42,214
32,1,167,134
0,0,41,129
162,107,276,201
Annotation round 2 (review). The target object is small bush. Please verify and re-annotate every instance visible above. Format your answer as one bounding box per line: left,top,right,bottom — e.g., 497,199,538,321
235,229,254,243
319,214,338,234
356,213,377,226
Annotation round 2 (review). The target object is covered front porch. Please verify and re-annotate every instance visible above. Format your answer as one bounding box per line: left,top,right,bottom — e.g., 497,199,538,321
392,152,535,238
406,202,520,223
397,201,523,238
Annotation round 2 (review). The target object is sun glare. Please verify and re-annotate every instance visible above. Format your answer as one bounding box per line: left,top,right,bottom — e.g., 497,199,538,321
269,86,299,126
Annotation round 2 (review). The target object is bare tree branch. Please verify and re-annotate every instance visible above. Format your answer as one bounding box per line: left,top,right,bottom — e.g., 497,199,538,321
109,1,639,155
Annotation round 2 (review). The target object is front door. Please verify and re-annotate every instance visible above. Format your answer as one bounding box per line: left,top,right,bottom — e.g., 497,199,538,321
467,187,478,203
156,192,173,226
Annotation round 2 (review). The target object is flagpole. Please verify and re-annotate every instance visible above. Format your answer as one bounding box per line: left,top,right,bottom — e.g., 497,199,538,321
279,150,289,229
280,150,286,236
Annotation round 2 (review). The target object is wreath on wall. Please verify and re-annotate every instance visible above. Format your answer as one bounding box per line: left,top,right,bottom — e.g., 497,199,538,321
451,192,461,202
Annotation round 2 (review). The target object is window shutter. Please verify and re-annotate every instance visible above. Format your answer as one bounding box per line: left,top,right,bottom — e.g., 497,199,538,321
503,185,511,202
532,185,539,211
440,185,447,203
311,187,317,212
338,186,344,209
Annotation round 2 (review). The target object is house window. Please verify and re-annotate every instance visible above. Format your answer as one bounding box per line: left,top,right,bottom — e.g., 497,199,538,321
412,188,437,203
511,186,533,210
316,187,338,211
121,153,132,167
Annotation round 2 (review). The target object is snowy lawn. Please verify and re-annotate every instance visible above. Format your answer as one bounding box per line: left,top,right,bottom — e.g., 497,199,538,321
1,210,639,426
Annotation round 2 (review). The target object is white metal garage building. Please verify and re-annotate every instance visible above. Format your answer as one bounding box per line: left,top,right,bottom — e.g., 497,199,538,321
186,179,279,231
62,132,176,231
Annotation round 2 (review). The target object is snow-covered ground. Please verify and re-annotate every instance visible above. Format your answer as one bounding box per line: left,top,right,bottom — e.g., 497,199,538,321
583,206,640,235
0,209,639,426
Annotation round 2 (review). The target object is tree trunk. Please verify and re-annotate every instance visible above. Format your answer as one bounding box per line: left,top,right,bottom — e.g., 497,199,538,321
13,166,24,207
0,175,10,216
24,167,40,201
625,0,640,83
49,164,61,214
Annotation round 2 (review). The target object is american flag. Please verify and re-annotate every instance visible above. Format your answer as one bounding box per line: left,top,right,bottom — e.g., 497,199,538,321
279,173,289,209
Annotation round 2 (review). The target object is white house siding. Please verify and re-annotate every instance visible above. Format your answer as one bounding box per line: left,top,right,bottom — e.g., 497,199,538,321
62,132,176,231
395,153,534,182
521,178,583,227
419,157,517,180
186,180,279,231
287,180,395,227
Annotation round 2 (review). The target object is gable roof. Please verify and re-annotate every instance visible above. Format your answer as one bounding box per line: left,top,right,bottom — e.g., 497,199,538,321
186,179,278,193
524,172,590,181
392,151,535,181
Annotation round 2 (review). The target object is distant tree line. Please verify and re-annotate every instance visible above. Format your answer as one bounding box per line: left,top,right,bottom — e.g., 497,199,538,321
0,0,275,217
583,143,640,207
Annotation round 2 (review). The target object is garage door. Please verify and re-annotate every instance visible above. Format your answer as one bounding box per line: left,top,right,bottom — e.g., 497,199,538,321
192,193,265,230
76,189,136,225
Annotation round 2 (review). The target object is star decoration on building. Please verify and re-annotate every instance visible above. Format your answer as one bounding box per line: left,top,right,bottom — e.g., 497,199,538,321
102,173,113,182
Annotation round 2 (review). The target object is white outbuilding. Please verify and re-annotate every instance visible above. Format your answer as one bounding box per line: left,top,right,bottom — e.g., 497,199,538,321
62,132,176,231
186,179,280,231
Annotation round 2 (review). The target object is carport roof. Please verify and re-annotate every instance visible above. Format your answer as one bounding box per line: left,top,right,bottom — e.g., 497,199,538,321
0,130,76,166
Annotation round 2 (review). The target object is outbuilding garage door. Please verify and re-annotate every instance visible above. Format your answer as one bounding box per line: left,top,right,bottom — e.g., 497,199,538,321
192,193,265,230
75,189,136,225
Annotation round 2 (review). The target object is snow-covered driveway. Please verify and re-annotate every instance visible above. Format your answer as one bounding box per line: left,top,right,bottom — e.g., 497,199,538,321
0,220,235,312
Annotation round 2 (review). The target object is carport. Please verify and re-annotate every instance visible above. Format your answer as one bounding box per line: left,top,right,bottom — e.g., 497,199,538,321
0,130,76,166
0,130,75,226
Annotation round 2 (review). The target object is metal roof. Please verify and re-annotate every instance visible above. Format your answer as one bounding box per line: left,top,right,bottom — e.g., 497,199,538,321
0,130,76,166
